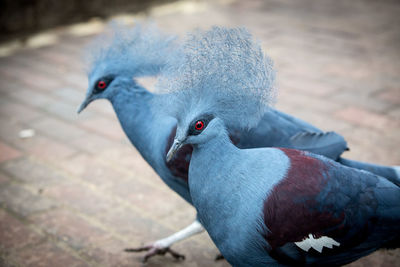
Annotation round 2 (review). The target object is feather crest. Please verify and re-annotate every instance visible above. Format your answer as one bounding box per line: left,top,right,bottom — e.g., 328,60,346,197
154,26,276,129
85,22,180,78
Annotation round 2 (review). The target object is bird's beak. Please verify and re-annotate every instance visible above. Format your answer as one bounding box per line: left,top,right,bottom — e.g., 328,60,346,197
166,139,184,163
77,96,93,114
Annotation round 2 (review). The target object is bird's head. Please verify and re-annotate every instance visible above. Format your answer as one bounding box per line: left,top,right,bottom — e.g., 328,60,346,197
77,64,133,113
156,26,277,162
78,23,179,113
167,114,227,161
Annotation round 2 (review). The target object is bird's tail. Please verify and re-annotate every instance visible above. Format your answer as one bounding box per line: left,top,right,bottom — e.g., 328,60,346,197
338,158,400,186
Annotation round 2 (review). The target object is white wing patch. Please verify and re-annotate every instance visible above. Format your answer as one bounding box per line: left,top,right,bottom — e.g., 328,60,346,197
295,234,340,253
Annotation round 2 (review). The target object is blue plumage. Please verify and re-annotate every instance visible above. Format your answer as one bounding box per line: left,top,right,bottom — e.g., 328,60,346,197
78,24,400,261
164,27,400,266
154,27,276,130
187,124,400,266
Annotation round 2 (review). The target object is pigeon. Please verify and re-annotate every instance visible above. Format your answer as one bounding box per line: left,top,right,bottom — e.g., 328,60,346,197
164,26,400,266
78,24,400,261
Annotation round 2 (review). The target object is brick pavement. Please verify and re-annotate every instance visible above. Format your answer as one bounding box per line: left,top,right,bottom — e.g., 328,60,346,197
0,0,399,266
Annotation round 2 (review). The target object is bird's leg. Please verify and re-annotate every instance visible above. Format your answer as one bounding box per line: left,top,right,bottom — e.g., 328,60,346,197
125,220,204,262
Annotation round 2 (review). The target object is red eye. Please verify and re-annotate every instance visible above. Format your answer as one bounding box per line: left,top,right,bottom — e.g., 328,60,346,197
195,120,204,130
97,81,106,89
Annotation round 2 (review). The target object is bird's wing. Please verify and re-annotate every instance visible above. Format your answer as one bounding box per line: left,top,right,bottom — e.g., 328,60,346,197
289,131,348,160
268,109,321,133
241,109,349,160
262,148,400,265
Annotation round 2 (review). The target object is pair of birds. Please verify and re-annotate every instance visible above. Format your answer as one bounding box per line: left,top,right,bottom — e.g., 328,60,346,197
78,24,400,265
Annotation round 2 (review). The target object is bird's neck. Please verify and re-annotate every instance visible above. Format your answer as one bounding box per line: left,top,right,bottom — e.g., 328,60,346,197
189,136,260,258
194,131,234,154
189,135,288,263
190,133,238,189
110,85,175,172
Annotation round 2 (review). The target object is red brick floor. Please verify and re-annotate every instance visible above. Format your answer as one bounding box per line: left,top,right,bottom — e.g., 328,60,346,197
0,0,399,266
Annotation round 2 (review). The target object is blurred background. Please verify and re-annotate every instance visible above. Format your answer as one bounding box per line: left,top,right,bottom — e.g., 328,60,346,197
0,0,399,266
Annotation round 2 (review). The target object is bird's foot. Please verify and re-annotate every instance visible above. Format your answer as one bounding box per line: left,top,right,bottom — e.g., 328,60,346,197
215,253,224,261
125,243,185,263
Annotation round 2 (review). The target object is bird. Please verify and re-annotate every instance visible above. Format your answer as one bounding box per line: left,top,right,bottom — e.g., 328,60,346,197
164,26,400,266
78,23,400,262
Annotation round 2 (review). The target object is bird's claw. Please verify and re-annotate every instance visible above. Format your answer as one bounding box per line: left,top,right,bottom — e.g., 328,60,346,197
125,245,185,263
215,253,224,261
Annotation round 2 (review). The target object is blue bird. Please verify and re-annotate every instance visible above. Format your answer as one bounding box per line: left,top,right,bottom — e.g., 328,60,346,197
78,24,400,261
164,26,400,266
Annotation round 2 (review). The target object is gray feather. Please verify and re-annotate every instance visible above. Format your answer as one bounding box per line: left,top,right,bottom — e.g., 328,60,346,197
153,26,277,130
85,22,180,78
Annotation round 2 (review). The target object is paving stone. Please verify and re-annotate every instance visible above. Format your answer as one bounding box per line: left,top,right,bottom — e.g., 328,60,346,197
388,107,400,121
0,183,58,218
80,98,117,118
0,256,19,267
347,250,400,267
57,153,125,189
11,135,77,161
335,107,397,132
0,142,22,163
77,117,125,141
97,146,161,185
0,97,44,123
107,175,189,220
1,157,69,187
0,209,44,252
53,87,91,106
160,208,197,234
43,181,118,217
29,117,87,142
7,88,58,109
0,116,27,145
42,101,83,122
278,75,339,97
7,63,77,92
340,127,400,165
277,89,345,114
333,90,395,113
0,173,11,186
377,88,400,105
31,209,109,252
79,237,138,267
0,57,63,92
68,132,122,154
96,206,170,243
13,241,90,267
